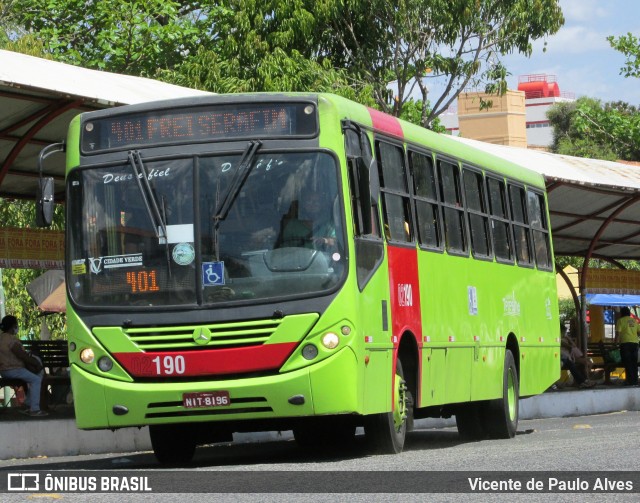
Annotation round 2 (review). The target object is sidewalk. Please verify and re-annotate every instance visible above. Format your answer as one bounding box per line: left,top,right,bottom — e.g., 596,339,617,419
1,384,639,461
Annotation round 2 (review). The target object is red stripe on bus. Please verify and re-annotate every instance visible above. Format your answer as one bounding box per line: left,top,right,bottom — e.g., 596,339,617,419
387,246,422,338
387,245,423,407
113,342,298,377
368,107,403,138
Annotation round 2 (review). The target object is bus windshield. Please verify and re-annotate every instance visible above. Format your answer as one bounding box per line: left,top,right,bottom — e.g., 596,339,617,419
67,150,346,308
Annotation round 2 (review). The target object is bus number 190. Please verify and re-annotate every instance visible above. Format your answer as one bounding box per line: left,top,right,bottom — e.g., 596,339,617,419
151,355,186,375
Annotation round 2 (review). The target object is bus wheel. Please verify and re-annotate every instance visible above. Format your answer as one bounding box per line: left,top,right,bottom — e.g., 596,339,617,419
455,402,486,440
483,349,519,439
149,424,197,465
365,359,408,454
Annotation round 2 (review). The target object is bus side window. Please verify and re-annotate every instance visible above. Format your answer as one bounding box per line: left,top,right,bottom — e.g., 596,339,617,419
437,158,466,254
508,184,533,266
376,141,413,243
462,167,491,258
410,150,441,249
487,177,514,262
527,190,552,270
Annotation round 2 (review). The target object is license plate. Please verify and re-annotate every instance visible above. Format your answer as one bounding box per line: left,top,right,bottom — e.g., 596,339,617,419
183,391,231,409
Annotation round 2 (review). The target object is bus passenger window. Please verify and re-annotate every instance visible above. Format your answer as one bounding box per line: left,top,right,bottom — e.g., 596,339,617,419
527,190,552,270
487,177,513,262
463,168,491,258
508,184,533,266
438,159,466,254
376,141,413,243
410,151,441,249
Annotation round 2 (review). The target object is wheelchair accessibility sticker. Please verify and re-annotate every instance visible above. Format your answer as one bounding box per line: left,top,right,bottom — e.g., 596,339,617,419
202,262,225,286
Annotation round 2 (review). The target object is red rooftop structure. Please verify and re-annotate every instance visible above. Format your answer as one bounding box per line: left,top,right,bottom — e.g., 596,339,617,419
517,74,561,99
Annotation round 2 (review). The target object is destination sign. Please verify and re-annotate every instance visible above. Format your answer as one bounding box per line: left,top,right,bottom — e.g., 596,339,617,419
81,102,317,153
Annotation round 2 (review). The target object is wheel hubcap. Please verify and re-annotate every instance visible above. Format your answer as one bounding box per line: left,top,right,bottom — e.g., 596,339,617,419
507,367,516,421
393,372,407,432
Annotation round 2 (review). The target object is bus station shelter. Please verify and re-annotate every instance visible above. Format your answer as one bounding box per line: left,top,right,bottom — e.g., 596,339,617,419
2,48,640,350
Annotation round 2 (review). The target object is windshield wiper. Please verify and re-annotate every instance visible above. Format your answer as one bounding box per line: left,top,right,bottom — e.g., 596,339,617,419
212,140,261,260
213,140,262,221
128,150,167,243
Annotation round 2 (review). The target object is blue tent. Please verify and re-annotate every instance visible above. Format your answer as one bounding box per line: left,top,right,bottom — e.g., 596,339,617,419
586,294,640,307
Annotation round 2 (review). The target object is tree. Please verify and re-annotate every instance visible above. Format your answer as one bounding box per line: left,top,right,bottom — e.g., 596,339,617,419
13,0,211,75
313,0,564,128
547,97,640,161
159,46,375,104
10,0,564,129
607,32,640,79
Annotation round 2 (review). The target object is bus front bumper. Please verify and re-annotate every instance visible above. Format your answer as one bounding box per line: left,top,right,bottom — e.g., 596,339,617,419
71,346,359,429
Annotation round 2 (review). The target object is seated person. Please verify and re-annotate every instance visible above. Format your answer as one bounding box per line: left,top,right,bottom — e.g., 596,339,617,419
0,315,48,416
561,334,594,388
277,194,336,251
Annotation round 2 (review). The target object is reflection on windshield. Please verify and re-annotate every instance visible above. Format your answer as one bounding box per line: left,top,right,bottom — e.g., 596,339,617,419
67,151,346,308
200,151,345,303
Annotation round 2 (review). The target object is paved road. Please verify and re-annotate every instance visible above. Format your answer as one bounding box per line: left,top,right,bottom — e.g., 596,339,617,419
2,411,639,502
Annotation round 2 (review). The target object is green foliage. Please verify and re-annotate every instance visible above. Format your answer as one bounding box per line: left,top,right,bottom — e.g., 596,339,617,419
547,97,640,161
12,0,209,75
159,47,375,105
607,32,640,79
8,0,564,129
313,0,564,128
0,199,66,340
558,298,577,325
1,33,51,56
0,0,15,45
157,1,376,104
555,256,582,271
398,99,445,132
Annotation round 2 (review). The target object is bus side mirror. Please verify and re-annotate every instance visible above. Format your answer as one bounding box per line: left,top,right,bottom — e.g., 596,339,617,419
36,177,55,227
36,142,65,228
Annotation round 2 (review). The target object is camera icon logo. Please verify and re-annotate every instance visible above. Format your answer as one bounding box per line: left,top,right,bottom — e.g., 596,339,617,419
7,473,39,491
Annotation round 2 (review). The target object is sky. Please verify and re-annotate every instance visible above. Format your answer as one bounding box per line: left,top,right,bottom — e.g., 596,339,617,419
501,0,640,105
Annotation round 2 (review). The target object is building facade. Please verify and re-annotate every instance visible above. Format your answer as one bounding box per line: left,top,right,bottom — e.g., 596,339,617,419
440,75,575,149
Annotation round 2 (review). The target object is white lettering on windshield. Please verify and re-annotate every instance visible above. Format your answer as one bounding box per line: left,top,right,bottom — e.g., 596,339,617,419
255,158,284,171
220,158,284,175
102,167,171,184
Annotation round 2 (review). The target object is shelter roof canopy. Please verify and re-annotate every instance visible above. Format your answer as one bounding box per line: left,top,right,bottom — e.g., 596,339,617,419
451,137,640,261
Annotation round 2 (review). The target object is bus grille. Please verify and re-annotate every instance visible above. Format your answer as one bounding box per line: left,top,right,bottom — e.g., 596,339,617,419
123,318,283,351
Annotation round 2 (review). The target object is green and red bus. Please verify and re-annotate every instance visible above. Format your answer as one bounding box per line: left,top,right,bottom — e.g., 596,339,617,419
50,93,559,462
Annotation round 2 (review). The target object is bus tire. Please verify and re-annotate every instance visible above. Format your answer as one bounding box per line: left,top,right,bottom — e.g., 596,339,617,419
149,424,197,465
483,349,519,439
365,359,408,454
455,402,486,440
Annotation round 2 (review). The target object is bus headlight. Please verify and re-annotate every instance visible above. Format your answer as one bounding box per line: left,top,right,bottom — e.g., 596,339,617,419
80,348,95,364
321,332,340,350
302,344,318,360
98,356,113,372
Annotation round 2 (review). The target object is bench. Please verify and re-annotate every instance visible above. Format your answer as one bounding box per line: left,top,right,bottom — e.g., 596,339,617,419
587,340,624,384
0,339,70,410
